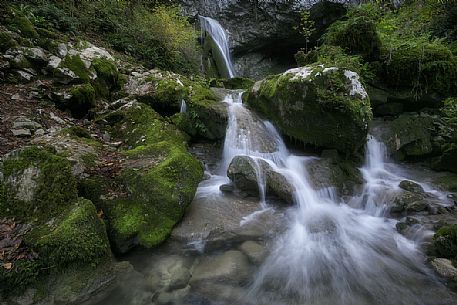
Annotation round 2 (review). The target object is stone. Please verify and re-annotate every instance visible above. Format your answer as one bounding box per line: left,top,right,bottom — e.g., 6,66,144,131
13,117,42,130
239,241,267,265
227,155,295,204
34,129,45,136
190,250,251,285
147,256,192,292
430,258,457,280
246,65,372,155
220,183,234,193
11,128,32,137
399,180,425,193
57,43,68,58
23,47,48,64
47,55,62,70
156,286,190,305
50,112,66,124
15,70,34,83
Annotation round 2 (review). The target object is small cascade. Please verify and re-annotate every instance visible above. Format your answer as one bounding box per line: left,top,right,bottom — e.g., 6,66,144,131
199,16,235,78
180,99,187,113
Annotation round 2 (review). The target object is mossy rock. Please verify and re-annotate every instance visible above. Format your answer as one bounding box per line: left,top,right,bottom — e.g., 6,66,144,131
0,146,78,221
246,65,372,156
60,54,91,83
92,58,122,98
0,146,111,295
433,175,457,192
323,10,381,61
66,83,96,119
219,77,255,90
380,113,434,159
0,31,18,52
105,142,203,253
433,225,457,259
102,102,188,148
35,198,111,269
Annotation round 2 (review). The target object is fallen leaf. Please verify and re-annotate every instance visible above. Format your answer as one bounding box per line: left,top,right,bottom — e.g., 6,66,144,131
3,262,12,270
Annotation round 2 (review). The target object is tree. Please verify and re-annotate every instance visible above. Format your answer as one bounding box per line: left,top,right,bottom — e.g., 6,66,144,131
295,10,315,53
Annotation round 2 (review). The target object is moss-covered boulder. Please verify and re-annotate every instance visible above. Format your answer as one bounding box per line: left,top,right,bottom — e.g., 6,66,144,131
125,69,228,140
323,5,382,61
377,113,435,160
433,225,457,259
246,65,372,156
0,146,111,295
97,102,203,253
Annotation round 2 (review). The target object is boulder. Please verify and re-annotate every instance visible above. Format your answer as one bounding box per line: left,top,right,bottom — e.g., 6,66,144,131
227,155,295,204
190,251,251,285
433,224,457,259
239,241,267,265
246,65,372,156
430,258,457,281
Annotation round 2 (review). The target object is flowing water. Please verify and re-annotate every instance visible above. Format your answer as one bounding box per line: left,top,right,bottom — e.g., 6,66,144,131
95,17,456,305
199,16,235,78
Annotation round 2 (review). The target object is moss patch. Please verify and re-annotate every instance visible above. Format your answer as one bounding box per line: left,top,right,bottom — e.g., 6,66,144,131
0,31,18,52
433,175,457,192
433,225,457,259
67,83,96,119
60,55,90,83
0,146,78,222
36,198,110,269
92,58,122,98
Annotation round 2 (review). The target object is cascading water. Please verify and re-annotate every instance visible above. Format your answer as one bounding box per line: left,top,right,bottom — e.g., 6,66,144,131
199,16,235,78
197,18,455,305
180,99,187,113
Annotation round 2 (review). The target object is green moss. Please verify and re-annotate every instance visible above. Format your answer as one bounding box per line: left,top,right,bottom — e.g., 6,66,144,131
36,198,110,268
8,15,38,39
68,83,96,118
60,55,90,83
433,175,457,192
103,102,187,148
0,259,41,295
62,126,92,139
433,224,457,259
323,4,382,61
247,65,372,156
106,141,203,251
77,177,106,206
0,146,78,222
138,76,188,115
92,58,121,98
0,31,18,52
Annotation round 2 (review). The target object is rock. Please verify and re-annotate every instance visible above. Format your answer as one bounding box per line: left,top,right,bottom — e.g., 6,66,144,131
227,155,295,204
220,183,234,193
47,55,62,70
430,258,457,280
49,112,66,124
57,43,68,58
239,241,267,265
399,180,424,193
13,117,42,130
156,286,190,305
147,256,192,291
391,191,429,213
305,157,363,198
23,47,48,64
53,67,79,84
190,250,250,285
11,128,32,137
246,65,372,155
15,70,34,83
377,113,434,159
433,224,457,259
34,129,45,136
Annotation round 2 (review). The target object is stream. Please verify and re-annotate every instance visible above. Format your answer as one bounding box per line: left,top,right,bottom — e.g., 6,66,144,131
95,16,456,305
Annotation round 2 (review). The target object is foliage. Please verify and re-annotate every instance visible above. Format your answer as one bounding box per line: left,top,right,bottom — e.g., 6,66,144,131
295,10,315,52
433,224,457,259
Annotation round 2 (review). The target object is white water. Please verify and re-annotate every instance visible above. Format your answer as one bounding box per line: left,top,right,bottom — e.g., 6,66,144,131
199,16,235,78
195,19,454,305
180,99,187,113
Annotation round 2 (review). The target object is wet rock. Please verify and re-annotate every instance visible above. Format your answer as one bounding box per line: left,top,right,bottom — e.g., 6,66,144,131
306,157,363,198
156,286,190,305
391,191,429,213
228,155,295,204
147,256,192,292
191,250,250,285
430,258,457,280
399,180,424,193
239,240,267,265
220,183,234,193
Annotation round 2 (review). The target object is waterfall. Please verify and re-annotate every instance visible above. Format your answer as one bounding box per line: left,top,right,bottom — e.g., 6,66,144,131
180,99,187,113
192,23,454,305
199,16,235,78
